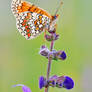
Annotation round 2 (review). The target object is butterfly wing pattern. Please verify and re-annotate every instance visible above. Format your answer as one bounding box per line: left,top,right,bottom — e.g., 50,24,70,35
11,0,58,40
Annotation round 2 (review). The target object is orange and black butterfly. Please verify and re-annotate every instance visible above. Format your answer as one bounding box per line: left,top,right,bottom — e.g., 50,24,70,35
11,0,63,40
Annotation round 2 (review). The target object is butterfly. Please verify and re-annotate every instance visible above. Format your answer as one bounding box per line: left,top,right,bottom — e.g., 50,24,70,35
11,0,63,40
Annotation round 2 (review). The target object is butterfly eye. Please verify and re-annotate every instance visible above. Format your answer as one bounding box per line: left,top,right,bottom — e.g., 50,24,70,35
54,14,59,19
54,15,57,19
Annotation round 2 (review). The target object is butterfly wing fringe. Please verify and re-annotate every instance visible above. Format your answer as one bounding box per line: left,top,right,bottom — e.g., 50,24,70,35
11,0,23,17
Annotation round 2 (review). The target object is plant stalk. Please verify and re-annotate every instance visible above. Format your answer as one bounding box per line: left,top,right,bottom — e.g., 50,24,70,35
45,40,54,92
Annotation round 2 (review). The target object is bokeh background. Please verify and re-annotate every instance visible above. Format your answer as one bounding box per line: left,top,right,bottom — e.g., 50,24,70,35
0,0,92,92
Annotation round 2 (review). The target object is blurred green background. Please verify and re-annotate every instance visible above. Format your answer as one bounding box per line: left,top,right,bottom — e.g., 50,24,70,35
0,0,92,92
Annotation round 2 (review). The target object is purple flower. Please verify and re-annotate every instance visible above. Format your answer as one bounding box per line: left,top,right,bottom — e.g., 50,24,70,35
12,84,31,92
57,51,67,60
39,76,46,89
59,83,62,87
52,81,55,85
63,76,74,89
60,51,66,60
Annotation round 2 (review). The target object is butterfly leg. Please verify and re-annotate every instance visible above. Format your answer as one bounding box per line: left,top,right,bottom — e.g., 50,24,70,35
43,30,47,42
54,24,57,33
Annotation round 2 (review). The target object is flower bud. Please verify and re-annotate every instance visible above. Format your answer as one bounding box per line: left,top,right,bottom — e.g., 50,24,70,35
39,76,47,89
63,76,74,89
48,50,57,59
45,33,59,41
39,45,50,58
48,28,56,34
48,75,58,87
56,51,67,60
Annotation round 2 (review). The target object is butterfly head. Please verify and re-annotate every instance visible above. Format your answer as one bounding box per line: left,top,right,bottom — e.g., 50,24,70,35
52,14,59,20
54,14,59,19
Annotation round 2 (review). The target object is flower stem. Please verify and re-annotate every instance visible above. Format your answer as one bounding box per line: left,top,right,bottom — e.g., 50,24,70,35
45,40,54,92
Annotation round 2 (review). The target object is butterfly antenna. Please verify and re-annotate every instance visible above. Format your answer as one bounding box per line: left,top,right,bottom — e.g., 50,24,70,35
54,0,63,15
34,0,39,5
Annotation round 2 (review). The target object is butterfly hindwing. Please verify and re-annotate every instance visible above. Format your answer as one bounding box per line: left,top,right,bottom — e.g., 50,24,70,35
16,11,51,39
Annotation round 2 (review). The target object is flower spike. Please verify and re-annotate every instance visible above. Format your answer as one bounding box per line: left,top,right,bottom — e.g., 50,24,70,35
39,75,74,90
